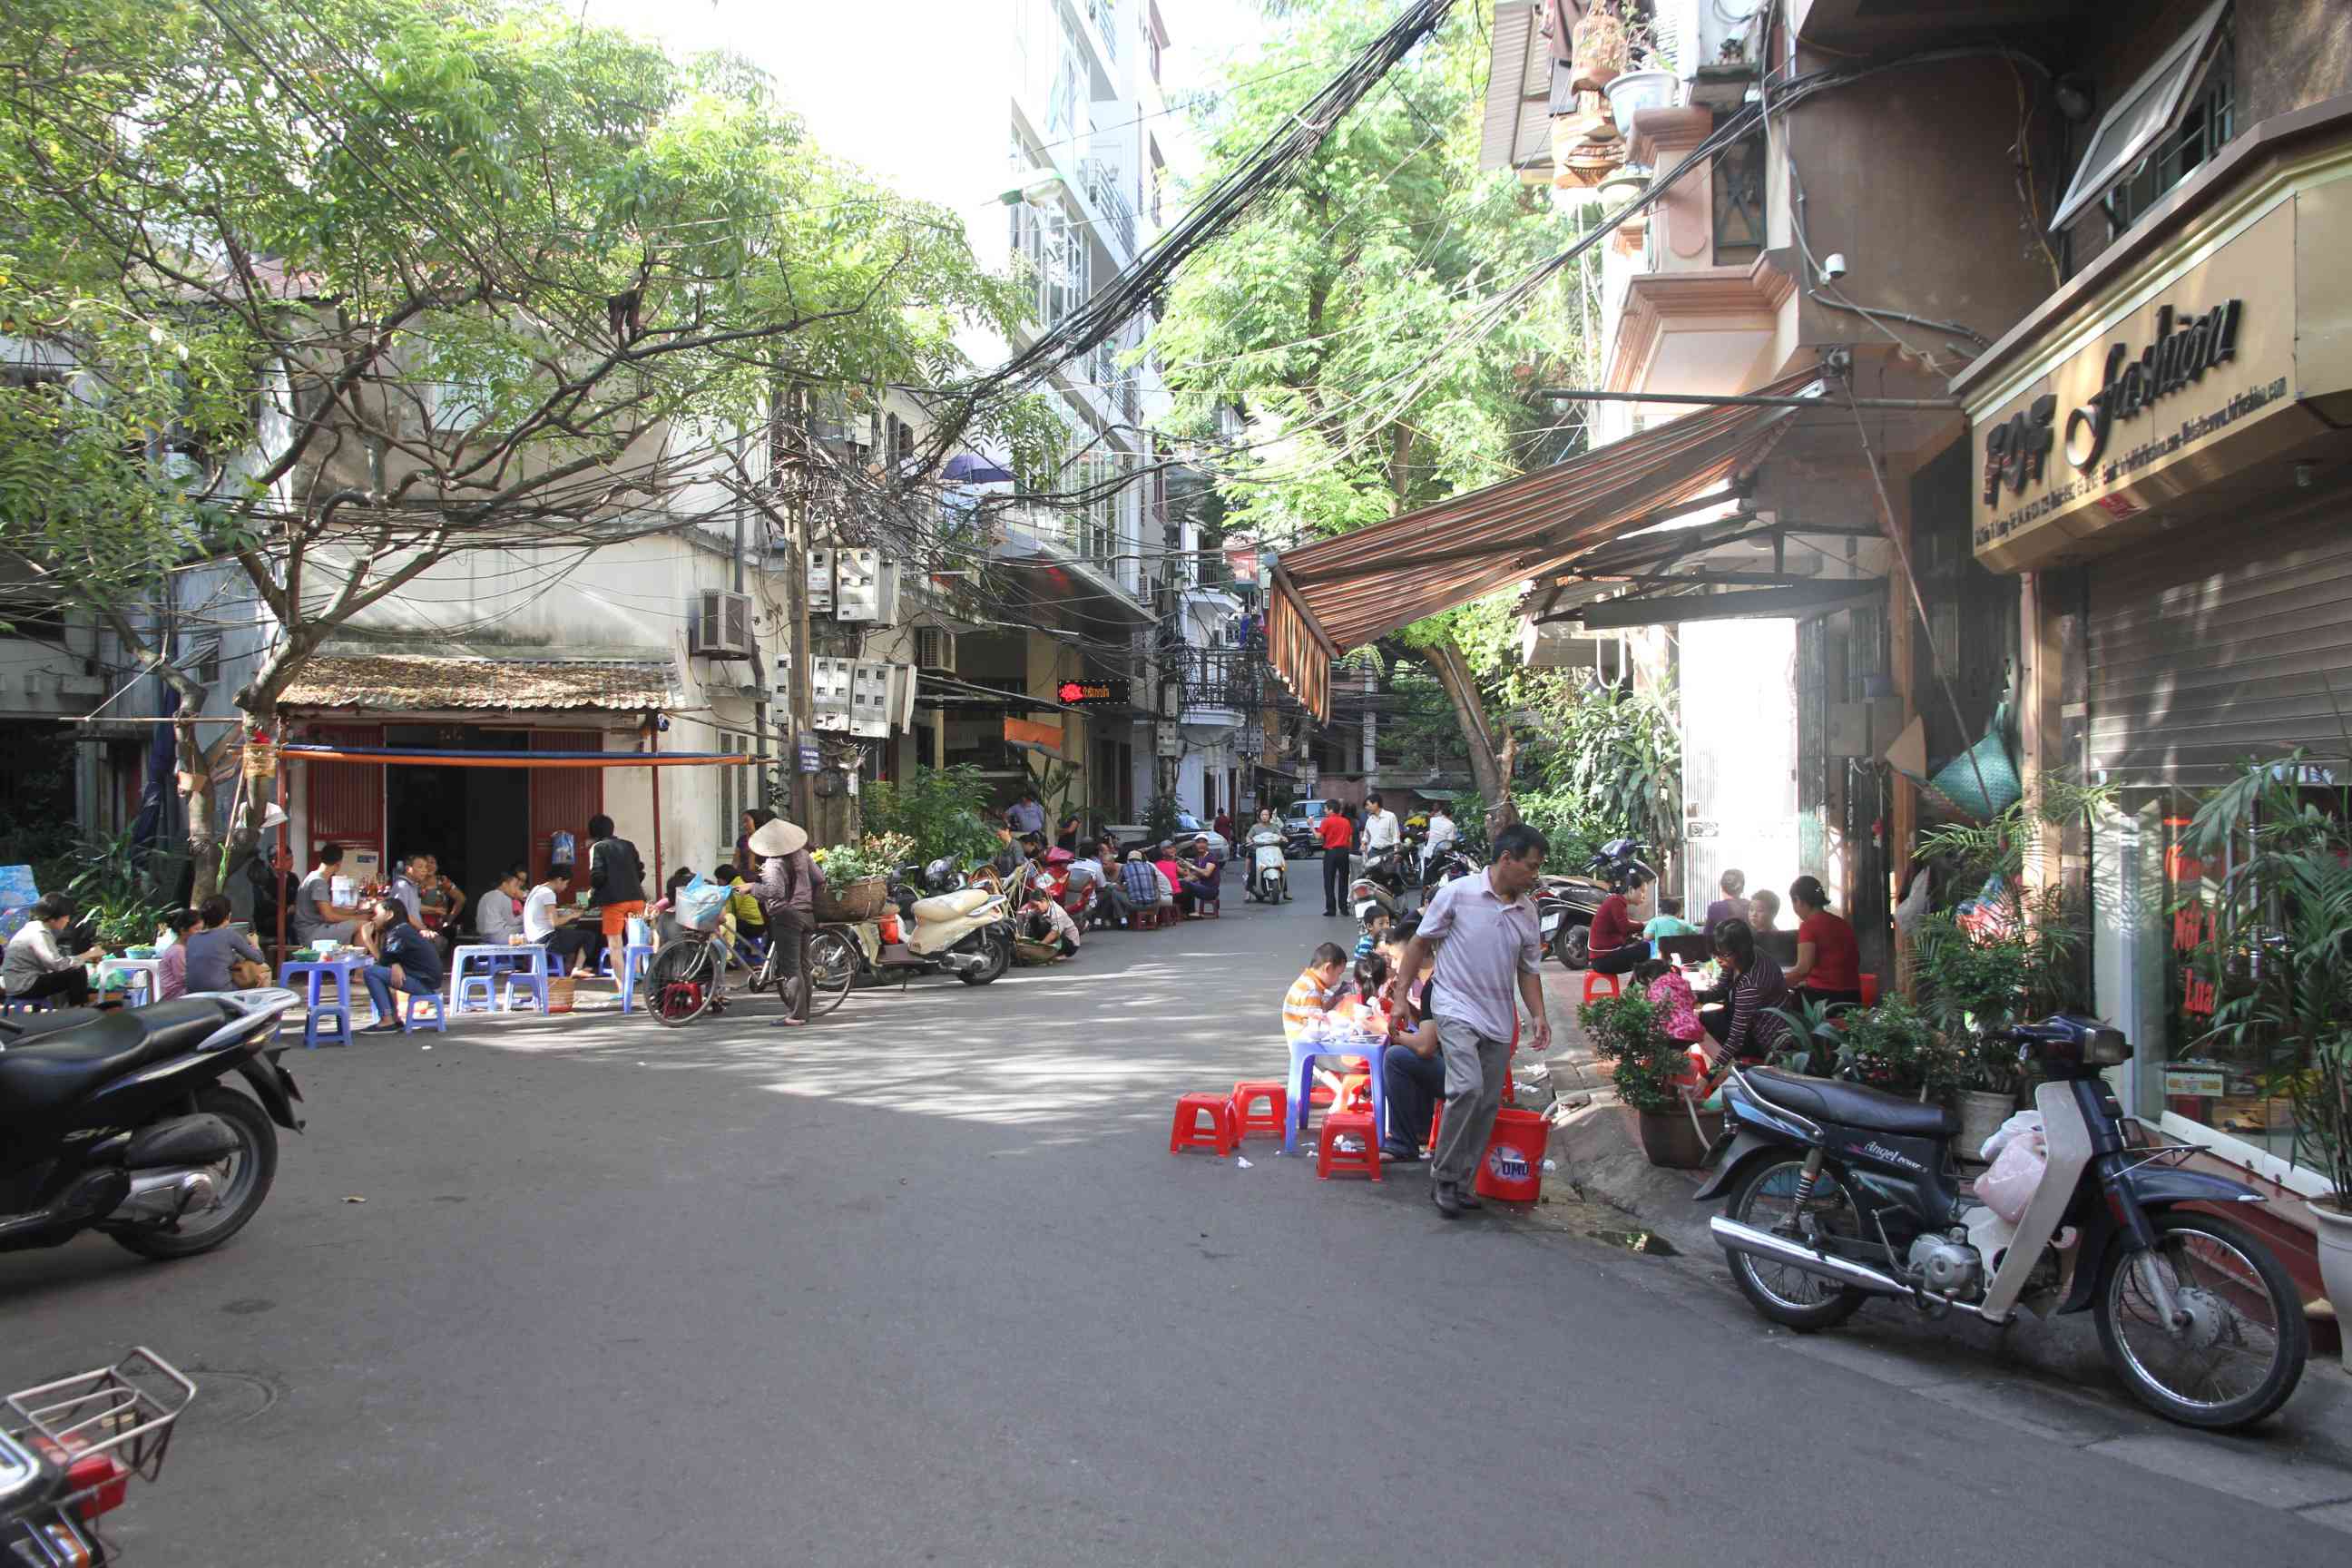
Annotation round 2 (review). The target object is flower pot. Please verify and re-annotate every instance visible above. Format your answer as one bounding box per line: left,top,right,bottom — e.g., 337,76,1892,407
1956,1089,2014,1161
1569,8,1630,95
1603,69,1677,132
1634,1106,1720,1169
2312,1198,2352,1374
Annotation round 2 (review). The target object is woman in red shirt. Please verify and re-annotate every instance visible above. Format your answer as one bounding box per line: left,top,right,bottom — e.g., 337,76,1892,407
1785,874,1863,1004
1587,871,1651,975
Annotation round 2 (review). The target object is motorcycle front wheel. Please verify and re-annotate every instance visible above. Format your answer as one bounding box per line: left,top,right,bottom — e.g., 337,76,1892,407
2093,1210,2308,1430
1722,1156,1868,1331
111,1087,279,1260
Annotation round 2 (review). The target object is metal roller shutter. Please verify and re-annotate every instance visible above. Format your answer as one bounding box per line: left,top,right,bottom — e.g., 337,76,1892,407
2086,502,2352,786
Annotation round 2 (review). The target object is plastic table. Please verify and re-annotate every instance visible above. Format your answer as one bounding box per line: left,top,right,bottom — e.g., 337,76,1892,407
447,943,526,1009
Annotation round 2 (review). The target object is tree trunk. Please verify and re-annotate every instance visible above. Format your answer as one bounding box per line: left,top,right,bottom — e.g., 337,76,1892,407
1423,636,1508,821
180,711,220,904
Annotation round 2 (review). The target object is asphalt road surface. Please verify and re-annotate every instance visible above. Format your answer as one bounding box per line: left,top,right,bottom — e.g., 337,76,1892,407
3,883,2340,1564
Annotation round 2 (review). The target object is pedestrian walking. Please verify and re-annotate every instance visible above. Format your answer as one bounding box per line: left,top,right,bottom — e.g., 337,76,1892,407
1318,805,1354,916
1394,822,1552,1218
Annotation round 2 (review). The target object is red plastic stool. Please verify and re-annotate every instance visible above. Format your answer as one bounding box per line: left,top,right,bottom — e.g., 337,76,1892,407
1316,1109,1381,1181
1230,1081,1288,1142
1170,1093,1240,1156
1581,970,1621,1004
1859,972,1881,1006
1427,1102,1443,1152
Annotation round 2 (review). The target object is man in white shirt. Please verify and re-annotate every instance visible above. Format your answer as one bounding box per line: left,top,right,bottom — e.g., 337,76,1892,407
524,870,597,973
476,867,524,943
1425,806,1457,857
1361,792,1402,854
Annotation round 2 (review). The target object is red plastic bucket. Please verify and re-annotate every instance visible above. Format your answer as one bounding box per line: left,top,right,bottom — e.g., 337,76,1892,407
1473,1107,1551,1202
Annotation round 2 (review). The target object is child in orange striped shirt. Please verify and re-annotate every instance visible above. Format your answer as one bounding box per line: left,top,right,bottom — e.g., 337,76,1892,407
1282,943,1352,1044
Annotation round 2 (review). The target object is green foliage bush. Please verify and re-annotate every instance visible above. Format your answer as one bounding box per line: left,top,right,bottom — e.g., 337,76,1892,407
853,766,999,870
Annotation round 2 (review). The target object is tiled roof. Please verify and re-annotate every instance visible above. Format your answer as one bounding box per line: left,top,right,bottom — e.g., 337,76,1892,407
279,654,678,712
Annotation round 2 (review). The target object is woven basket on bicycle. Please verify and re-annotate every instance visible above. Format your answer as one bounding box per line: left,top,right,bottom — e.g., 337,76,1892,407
813,876,888,922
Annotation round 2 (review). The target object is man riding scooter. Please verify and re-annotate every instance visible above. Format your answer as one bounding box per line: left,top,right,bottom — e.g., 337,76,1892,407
1245,809,1289,903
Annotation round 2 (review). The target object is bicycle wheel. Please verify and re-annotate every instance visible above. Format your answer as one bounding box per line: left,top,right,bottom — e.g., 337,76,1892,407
644,940,716,1027
802,930,857,1017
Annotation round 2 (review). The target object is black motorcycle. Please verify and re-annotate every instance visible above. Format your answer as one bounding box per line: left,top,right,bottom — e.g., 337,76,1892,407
0,991,303,1260
1700,1014,2308,1430
1538,838,1654,967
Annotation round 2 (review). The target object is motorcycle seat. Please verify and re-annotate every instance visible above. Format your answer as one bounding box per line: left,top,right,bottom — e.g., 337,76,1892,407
911,890,992,923
1743,1066,1959,1139
0,998,240,1118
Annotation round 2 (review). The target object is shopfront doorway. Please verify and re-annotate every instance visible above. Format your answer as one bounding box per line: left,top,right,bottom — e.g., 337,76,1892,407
384,726,528,912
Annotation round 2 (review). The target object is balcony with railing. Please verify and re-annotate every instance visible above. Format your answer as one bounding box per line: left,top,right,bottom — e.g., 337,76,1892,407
1079,159,1138,258
1086,0,1119,63
1175,646,1259,725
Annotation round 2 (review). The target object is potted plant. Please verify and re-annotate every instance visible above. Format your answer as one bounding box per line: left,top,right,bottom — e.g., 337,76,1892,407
1579,991,1713,1166
1828,998,1940,1099
2187,753,2352,1367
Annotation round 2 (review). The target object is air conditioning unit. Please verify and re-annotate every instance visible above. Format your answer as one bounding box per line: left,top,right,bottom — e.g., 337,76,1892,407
914,625,957,673
691,589,755,660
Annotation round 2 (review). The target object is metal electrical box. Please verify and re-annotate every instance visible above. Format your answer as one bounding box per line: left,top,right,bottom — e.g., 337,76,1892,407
848,661,893,738
807,548,834,615
834,549,881,621
810,656,853,731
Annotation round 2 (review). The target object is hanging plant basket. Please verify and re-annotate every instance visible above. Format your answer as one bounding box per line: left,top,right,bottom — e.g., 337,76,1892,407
1570,7,1631,95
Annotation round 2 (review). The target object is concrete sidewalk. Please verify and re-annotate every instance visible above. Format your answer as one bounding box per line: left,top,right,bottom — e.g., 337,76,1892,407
1526,960,2352,1533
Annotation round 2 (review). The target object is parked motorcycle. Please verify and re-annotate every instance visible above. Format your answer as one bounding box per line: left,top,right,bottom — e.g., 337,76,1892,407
1419,844,1479,893
1701,1014,2308,1430
1347,845,1407,927
1537,838,1654,968
877,859,1014,985
3,1347,196,1565
1244,829,1289,904
0,991,303,1260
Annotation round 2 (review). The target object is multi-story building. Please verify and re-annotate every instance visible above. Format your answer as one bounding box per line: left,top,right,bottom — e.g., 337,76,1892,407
763,0,1187,827
1456,0,2352,1299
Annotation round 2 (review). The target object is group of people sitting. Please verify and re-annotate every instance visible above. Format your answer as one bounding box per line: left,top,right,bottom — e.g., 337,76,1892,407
979,822,1226,952
1613,867,1867,1065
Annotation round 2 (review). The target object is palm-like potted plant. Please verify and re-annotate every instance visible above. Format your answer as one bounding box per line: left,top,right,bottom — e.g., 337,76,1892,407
1579,992,1712,1166
2187,754,2352,1367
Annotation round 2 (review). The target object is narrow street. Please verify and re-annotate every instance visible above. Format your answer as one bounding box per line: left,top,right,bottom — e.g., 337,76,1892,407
1,887,2339,1565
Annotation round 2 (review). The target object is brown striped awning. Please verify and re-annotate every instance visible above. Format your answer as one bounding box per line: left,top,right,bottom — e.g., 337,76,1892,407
1266,376,1812,719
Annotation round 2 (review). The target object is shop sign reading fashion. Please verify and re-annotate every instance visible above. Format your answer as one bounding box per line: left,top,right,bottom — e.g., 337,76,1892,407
1967,201,2310,573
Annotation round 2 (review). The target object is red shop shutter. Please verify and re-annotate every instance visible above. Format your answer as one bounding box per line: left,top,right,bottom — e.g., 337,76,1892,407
303,722,383,865
529,730,605,883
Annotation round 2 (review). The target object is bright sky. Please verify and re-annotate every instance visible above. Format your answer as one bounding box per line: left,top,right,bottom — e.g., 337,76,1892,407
580,0,1271,199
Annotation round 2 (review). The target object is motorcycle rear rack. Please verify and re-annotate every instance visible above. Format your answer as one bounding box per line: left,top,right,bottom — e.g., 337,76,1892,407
5,1348,194,1561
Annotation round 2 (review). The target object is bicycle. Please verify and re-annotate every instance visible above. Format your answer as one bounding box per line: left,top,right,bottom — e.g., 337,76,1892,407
642,921,856,1026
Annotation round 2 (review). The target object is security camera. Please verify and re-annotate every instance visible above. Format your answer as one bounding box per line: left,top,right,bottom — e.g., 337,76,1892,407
1820,252,1849,282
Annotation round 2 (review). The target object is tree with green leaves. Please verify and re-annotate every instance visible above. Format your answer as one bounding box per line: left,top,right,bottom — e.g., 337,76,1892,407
0,0,1036,895
1151,0,1597,804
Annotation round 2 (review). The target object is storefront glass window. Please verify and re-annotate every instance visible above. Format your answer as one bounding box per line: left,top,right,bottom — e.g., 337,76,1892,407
2125,779,2340,1171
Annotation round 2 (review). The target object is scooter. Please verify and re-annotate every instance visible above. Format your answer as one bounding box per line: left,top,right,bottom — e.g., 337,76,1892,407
1420,843,1479,893
3,1347,197,1565
1701,1014,2308,1431
1347,845,1407,927
0,990,303,1260
877,858,1014,985
1245,829,1289,904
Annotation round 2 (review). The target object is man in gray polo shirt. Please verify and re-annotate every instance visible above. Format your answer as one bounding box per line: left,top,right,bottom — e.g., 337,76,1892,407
1395,821,1553,1217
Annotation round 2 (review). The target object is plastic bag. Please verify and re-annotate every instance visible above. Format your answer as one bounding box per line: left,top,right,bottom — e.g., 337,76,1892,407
1975,1126,2047,1225
674,876,730,933
1979,1109,2043,1164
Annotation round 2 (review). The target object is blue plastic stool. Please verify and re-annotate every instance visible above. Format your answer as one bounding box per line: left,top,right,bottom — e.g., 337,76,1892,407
500,946,552,1013
614,943,656,1013
303,1004,351,1048
1283,1034,1387,1157
456,972,500,1014
401,989,447,1034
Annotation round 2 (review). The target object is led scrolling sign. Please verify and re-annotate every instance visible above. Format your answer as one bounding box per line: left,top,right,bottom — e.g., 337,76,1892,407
1982,299,2245,507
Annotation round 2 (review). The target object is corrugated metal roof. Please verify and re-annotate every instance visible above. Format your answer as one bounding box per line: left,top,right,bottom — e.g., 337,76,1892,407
1267,377,1817,720
1479,2,1553,174
279,654,679,712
